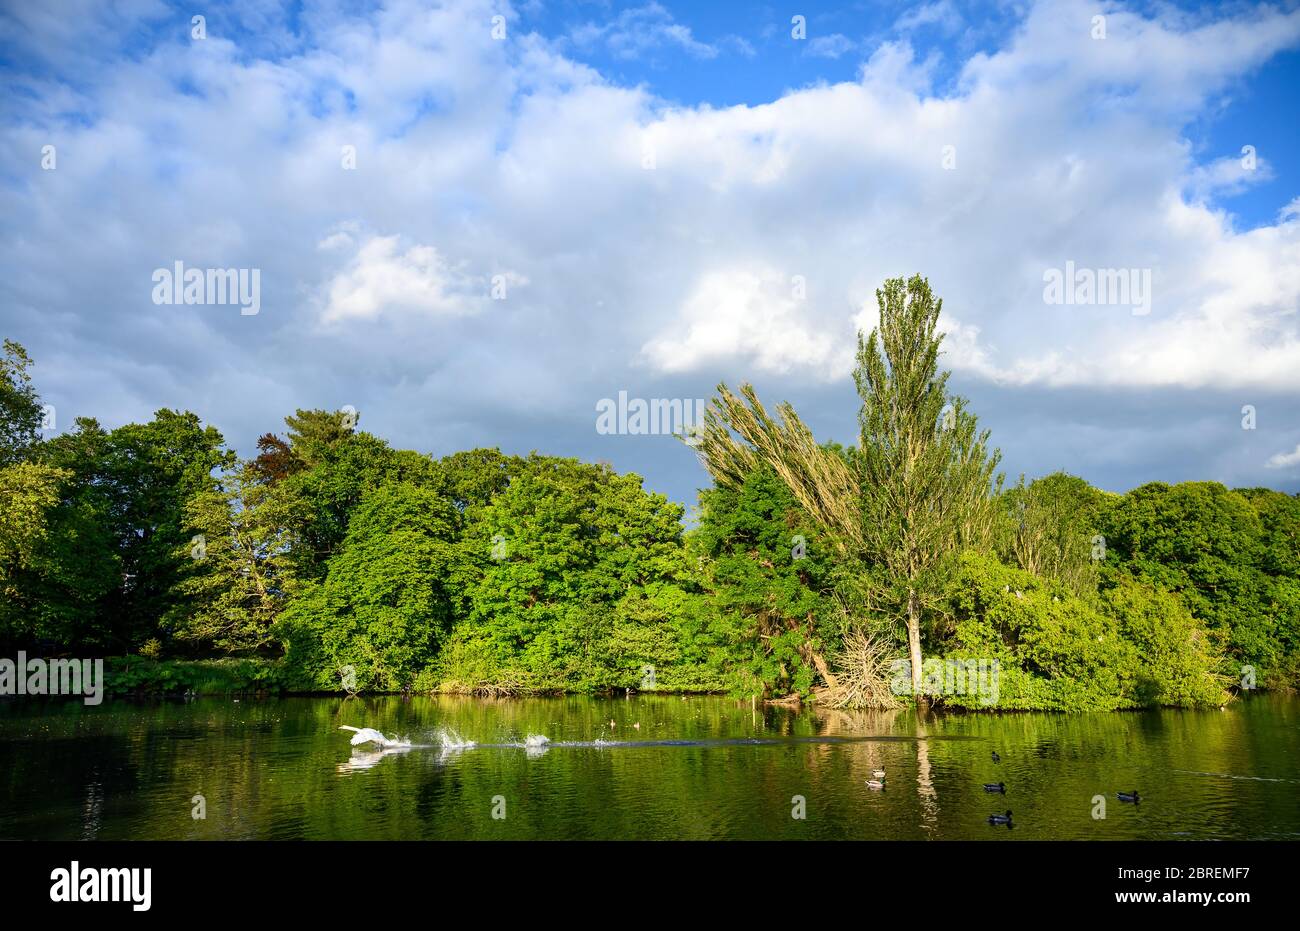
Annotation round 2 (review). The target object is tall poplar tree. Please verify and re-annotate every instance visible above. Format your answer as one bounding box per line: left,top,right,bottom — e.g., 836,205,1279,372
854,275,1002,695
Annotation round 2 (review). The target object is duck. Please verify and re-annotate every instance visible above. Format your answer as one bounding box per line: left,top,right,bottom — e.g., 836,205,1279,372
865,779,886,790
987,810,1013,825
632,722,641,730
983,782,1006,793
1117,790,1141,803
871,769,886,779
991,750,1001,763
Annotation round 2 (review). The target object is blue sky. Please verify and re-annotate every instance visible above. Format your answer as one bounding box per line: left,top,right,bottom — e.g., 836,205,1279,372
2,0,1300,508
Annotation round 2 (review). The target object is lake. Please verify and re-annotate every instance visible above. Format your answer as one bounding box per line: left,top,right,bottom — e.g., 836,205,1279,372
1,693,1297,840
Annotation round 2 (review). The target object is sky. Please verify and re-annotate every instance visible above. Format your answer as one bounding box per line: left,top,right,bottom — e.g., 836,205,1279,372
2,0,1299,510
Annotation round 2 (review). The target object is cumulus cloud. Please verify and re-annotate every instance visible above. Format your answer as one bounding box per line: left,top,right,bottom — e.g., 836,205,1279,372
642,267,843,376
318,234,493,323
1266,444,1300,470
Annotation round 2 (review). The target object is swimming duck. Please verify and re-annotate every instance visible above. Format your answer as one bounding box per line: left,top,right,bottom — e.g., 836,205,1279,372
871,769,886,779
1117,790,1141,803
866,779,885,790
991,750,1001,763
987,810,1013,825
983,782,1006,793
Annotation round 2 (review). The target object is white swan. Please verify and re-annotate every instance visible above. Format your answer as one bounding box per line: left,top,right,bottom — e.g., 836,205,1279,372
339,725,408,748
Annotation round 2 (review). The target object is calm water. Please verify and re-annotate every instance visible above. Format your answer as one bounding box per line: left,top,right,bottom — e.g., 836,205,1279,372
1,693,1297,840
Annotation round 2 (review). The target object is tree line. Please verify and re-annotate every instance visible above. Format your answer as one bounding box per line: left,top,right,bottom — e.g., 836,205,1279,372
2,277,1297,708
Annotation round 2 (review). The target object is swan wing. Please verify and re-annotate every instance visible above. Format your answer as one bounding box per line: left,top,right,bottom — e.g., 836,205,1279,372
340,725,387,745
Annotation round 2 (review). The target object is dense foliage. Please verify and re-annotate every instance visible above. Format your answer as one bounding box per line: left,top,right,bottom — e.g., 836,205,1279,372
3,296,1297,708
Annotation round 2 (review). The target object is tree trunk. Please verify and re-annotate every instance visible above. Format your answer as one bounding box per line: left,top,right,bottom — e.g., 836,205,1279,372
803,611,839,689
810,648,839,690
907,587,924,699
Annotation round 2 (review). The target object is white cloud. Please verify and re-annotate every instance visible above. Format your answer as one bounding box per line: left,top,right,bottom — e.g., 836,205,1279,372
569,3,721,60
319,235,488,323
642,267,843,376
895,1,963,35
1266,444,1300,470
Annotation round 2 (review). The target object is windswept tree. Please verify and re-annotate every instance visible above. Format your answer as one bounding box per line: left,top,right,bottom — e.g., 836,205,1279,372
695,275,1002,698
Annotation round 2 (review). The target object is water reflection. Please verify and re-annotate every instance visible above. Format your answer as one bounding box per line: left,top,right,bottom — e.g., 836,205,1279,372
336,745,413,774
1,693,1297,840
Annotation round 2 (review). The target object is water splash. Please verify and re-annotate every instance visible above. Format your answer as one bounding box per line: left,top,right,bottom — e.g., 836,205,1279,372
433,727,477,751
522,734,551,757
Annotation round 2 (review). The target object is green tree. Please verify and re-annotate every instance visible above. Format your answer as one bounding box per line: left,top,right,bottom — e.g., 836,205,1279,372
1102,482,1270,671
277,429,438,580
284,408,356,467
16,419,120,647
692,465,838,698
39,411,233,650
444,455,700,693
1000,471,1112,593
276,482,461,690
0,462,68,643
174,463,301,653
854,275,1003,694
431,447,520,521
0,339,44,465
